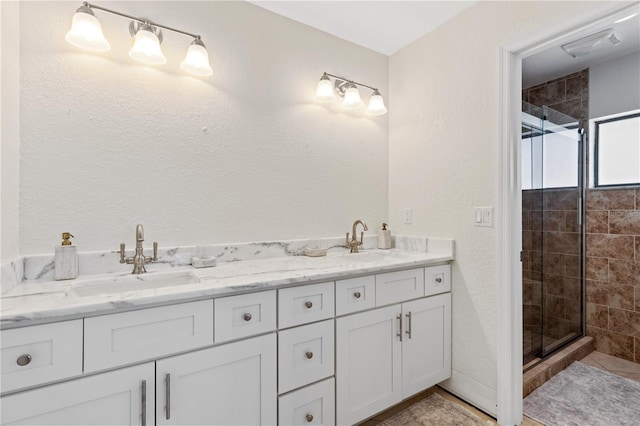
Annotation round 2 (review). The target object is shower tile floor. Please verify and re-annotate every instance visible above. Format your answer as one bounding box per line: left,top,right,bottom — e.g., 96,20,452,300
579,351,640,382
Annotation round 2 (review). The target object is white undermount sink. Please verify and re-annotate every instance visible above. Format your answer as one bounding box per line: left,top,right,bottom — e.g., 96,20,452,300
68,271,200,297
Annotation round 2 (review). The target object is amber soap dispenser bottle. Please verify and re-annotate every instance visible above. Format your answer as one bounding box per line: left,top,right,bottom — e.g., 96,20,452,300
55,232,78,280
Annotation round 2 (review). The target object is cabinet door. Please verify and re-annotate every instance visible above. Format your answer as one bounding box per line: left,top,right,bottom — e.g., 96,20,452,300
401,293,451,398
1,363,154,426
336,305,402,425
156,333,277,426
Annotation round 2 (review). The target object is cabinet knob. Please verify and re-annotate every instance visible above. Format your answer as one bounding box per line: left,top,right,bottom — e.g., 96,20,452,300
306,414,314,422
243,313,252,322
16,354,32,366
435,277,443,283
305,351,313,359
354,291,361,299
305,301,313,309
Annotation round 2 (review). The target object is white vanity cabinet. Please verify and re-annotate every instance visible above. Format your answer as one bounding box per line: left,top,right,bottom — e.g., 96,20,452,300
156,333,277,426
1,362,154,426
336,267,451,425
1,261,451,426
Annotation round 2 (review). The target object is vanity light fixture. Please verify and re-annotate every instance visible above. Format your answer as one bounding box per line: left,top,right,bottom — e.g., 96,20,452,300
561,29,621,58
65,2,213,77
315,72,387,116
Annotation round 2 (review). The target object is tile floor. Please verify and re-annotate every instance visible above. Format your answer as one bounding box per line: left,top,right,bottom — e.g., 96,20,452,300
367,352,640,425
579,350,640,382
360,387,497,425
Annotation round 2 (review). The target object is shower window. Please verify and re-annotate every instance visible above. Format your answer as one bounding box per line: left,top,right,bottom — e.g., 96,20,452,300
593,111,640,187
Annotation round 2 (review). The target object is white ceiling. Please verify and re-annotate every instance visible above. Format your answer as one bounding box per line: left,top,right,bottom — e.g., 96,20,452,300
247,1,477,56
523,9,640,88
247,1,639,87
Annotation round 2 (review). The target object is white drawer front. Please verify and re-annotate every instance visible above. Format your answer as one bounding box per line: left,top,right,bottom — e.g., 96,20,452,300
214,290,276,343
278,319,334,394
425,264,451,296
335,275,375,315
84,300,213,373
375,268,425,306
279,282,334,329
279,378,335,426
1,320,83,394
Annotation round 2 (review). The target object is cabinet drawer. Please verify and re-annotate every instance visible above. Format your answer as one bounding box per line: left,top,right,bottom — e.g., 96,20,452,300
1,320,82,394
279,282,334,329
424,264,451,296
214,290,276,343
335,275,375,315
84,300,213,373
375,268,424,306
279,378,335,426
278,319,334,394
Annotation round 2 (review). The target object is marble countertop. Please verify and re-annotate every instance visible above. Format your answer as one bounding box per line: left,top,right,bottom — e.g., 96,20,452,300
0,248,453,329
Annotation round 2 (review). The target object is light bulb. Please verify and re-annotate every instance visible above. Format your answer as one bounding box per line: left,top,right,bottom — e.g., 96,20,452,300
181,39,213,77
315,74,336,102
65,6,110,52
343,84,363,109
366,90,387,116
129,24,166,65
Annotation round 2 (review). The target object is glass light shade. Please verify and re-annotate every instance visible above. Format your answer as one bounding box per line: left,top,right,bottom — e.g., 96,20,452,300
343,85,363,109
129,26,167,65
366,92,387,116
315,76,336,102
65,10,110,52
180,42,213,77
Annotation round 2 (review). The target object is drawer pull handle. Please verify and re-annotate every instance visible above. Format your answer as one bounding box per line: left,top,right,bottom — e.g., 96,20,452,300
435,277,443,283
165,373,171,420
16,354,32,366
305,351,313,359
306,414,314,422
305,301,313,309
141,379,147,426
243,313,252,322
354,291,361,299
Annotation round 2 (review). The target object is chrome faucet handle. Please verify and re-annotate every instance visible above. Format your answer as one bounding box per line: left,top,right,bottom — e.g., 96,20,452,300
145,242,158,262
119,243,126,264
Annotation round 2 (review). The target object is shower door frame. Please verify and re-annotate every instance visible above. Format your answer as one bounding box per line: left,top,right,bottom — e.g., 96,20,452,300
496,3,637,425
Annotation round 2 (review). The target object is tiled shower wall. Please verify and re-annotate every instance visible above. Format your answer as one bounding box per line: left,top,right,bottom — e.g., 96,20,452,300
522,189,582,363
523,70,640,364
585,189,640,363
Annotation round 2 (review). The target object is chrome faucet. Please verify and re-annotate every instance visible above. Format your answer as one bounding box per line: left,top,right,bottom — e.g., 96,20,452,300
119,224,158,274
346,219,368,253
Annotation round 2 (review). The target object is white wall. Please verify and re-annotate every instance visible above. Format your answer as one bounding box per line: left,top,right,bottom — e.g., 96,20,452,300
1,1,21,260
590,51,640,118
6,1,388,256
388,0,597,415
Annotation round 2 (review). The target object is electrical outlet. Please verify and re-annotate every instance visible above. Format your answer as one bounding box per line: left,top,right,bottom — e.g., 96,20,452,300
403,208,413,225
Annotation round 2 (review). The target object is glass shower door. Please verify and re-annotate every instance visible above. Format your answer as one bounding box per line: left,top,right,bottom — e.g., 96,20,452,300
522,103,585,364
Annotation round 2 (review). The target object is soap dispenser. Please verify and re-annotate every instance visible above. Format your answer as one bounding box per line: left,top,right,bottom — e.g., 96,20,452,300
377,223,392,249
55,232,78,280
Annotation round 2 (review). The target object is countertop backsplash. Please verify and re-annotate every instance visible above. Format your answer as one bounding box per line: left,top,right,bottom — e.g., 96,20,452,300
1,234,449,294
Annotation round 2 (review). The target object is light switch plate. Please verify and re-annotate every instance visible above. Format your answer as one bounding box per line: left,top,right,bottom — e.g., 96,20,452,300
473,207,493,227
